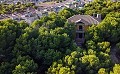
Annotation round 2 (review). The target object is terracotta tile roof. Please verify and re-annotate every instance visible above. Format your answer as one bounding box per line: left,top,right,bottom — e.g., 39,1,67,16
68,14,100,25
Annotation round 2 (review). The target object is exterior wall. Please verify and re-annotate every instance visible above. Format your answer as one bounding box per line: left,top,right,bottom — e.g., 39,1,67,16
74,20,90,45
75,23,85,42
76,24,89,31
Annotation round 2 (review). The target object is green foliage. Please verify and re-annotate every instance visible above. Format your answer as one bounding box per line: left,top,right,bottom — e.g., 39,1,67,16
81,1,120,19
86,12,120,43
110,64,120,74
0,19,28,74
0,3,120,74
0,62,11,74
58,8,78,19
47,42,113,74
0,19,28,58
6,9,76,73
98,68,108,74
47,50,82,74
12,56,38,74
31,20,43,28
47,48,110,74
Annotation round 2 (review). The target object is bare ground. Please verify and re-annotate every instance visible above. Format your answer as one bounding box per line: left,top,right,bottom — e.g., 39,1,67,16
110,46,120,64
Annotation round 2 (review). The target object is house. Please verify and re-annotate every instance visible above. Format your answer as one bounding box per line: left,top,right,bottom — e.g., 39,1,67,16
64,0,87,9
64,2,75,9
9,11,39,24
0,14,10,21
81,0,93,3
21,12,39,24
74,0,93,6
51,5,65,13
68,14,101,46
41,9,49,16
111,0,120,2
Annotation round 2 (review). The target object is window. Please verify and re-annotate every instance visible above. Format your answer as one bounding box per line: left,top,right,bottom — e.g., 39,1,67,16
79,25,83,30
79,33,83,38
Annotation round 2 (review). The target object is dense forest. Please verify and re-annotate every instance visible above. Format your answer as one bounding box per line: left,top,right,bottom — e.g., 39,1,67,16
0,0,120,74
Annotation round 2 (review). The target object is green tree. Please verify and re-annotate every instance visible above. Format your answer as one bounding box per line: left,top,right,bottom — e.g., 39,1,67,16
98,68,108,74
58,8,78,19
12,56,38,74
110,64,120,74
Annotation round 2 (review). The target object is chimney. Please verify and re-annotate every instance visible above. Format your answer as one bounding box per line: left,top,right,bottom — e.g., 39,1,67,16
97,14,101,21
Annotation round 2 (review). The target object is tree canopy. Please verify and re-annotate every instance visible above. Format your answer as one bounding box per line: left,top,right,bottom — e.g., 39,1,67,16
0,1,120,74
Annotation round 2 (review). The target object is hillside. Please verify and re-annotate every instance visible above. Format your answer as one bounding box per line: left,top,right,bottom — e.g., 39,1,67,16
0,0,120,74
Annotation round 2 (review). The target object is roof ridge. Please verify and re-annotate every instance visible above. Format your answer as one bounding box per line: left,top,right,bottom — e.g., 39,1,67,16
89,15,99,24
68,15,75,20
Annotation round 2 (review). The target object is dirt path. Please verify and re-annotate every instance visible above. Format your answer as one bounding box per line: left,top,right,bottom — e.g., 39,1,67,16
110,46,120,64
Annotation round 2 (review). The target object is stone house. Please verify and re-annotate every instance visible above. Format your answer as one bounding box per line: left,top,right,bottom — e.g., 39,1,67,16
68,14,101,46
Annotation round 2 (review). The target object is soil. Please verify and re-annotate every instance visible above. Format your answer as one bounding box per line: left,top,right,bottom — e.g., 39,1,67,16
110,46,120,64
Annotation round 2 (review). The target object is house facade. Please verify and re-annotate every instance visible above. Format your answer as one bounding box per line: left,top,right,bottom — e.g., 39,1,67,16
68,14,101,46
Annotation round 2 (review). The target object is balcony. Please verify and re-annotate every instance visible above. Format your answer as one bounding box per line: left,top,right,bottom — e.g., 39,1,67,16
76,30,84,33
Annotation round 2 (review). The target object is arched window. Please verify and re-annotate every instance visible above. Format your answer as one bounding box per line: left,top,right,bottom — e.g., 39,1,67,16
76,21,84,24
